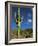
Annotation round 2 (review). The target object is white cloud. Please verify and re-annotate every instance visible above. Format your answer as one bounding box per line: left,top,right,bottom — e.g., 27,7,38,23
21,16,23,23
28,19,32,22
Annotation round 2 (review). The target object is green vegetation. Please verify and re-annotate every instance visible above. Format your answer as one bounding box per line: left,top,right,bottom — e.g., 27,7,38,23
10,29,33,39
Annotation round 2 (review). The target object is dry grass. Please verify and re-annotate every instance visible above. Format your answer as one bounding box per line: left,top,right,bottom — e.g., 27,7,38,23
10,29,33,39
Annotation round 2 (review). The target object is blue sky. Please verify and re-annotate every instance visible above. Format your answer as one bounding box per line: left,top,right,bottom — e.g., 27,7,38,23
10,7,32,30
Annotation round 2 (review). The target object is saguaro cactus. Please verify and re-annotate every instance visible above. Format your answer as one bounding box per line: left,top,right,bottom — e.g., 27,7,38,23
18,8,21,38
15,8,21,38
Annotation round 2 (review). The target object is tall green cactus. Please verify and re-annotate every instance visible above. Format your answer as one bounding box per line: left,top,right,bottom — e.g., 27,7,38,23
18,8,21,38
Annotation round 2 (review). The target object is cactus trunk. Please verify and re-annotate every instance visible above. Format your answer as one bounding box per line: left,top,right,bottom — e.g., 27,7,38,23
18,8,21,38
